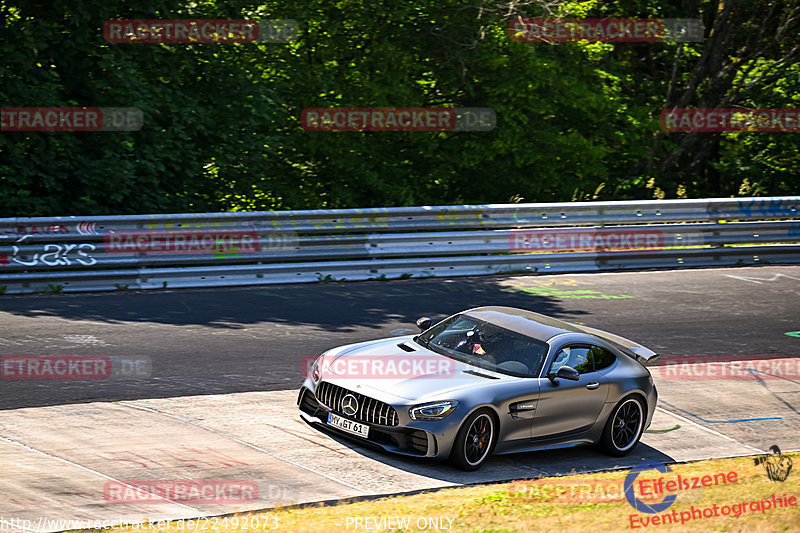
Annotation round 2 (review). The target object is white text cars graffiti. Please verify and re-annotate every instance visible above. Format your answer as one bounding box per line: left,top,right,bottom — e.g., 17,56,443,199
0,244,97,266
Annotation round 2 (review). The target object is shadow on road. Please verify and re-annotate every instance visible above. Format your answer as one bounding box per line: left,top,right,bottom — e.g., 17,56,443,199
0,275,583,330
307,422,675,485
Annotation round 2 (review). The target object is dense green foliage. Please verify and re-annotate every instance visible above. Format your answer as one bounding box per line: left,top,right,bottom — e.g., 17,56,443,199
1,0,798,216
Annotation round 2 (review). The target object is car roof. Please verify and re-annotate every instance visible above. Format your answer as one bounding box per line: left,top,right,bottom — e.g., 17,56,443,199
462,306,584,342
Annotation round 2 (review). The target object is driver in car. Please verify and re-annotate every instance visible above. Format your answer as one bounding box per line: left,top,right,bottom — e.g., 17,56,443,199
455,327,496,361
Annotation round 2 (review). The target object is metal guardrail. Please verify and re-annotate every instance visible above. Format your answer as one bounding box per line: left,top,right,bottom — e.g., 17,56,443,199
1,196,798,294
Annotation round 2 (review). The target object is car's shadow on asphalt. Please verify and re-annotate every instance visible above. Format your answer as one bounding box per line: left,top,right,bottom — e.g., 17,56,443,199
310,424,675,485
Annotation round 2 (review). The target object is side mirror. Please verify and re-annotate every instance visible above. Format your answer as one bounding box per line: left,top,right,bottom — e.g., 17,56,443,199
416,317,432,331
548,365,580,382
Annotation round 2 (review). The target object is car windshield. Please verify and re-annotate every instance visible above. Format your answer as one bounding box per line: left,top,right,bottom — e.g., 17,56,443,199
417,314,548,378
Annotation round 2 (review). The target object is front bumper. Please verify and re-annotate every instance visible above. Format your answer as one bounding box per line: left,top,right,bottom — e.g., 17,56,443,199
297,386,437,457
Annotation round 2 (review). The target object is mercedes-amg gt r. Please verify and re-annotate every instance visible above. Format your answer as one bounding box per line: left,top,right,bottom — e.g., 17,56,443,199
298,306,659,470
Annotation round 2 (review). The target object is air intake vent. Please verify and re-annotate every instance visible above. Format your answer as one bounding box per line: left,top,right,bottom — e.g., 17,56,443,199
398,343,416,352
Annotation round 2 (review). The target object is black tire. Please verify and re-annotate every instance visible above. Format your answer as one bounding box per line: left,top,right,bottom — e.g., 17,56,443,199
599,396,645,456
448,408,496,471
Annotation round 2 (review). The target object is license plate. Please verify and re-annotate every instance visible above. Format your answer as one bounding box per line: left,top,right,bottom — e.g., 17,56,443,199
327,412,369,438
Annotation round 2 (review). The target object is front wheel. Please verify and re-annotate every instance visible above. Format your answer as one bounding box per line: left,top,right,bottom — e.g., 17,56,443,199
599,397,645,456
448,408,496,471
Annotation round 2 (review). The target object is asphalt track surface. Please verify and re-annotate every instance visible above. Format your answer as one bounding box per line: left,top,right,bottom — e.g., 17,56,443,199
0,265,799,531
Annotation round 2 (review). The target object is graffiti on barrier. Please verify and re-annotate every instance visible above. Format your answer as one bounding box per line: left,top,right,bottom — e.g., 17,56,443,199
737,198,798,218
1,222,99,236
0,243,97,266
2,224,69,235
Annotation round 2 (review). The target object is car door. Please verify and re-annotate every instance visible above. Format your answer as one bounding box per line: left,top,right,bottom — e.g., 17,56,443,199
502,379,541,442
488,337,547,444
530,344,614,439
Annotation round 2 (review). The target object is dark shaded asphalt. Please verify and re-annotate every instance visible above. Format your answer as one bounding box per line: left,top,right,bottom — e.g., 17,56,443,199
1,265,798,410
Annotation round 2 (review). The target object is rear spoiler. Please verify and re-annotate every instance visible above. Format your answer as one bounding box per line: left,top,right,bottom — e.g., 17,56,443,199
567,323,660,364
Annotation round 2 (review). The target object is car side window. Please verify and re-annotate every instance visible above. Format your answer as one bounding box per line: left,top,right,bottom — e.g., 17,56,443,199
549,346,592,375
590,345,616,371
548,345,616,375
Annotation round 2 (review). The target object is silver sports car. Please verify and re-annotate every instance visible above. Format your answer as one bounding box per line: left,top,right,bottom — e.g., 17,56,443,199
298,306,659,470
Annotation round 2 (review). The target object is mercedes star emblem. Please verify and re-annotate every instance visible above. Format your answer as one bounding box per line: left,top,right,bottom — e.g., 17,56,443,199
341,394,359,416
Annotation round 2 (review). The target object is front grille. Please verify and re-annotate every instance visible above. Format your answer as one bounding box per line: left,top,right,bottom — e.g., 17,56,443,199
316,381,399,426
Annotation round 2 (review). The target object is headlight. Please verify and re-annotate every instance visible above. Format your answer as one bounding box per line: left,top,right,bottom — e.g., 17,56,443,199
311,356,322,383
409,401,459,421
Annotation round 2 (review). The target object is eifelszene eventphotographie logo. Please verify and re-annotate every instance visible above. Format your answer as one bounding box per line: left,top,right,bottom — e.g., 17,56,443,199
754,445,793,482
625,461,678,514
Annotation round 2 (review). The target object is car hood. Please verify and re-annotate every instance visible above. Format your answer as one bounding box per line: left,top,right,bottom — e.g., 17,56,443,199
319,335,517,401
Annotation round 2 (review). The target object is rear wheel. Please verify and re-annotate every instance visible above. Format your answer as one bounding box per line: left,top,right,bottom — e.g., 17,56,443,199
599,397,644,456
449,408,496,471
